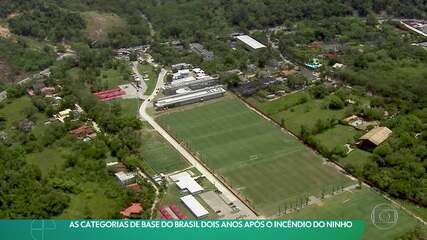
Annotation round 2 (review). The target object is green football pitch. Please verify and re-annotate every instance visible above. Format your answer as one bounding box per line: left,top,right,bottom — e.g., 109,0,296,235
158,97,354,215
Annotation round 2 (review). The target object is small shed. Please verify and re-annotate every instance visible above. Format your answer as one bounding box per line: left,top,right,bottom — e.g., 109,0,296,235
359,127,392,149
115,171,136,185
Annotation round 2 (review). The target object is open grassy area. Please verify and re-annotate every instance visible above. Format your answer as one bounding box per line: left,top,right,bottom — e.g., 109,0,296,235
111,99,140,119
139,125,189,175
312,125,361,152
57,182,126,219
246,91,310,116
0,96,35,127
138,64,157,95
26,148,69,176
282,187,426,240
397,200,427,222
0,96,48,138
276,98,349,135
82,11,126,42
248,91,350,136
158,97,353,215
338,149,373,173
99,68,129,89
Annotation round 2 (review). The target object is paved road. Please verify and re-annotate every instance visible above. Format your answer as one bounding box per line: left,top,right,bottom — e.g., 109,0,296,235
131,61,148,98
138,69,258,219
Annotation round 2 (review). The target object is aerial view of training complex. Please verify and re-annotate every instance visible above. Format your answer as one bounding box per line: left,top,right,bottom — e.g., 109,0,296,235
0,0,426,240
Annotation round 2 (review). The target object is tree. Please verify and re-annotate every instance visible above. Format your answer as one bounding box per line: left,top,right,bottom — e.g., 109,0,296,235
366,13,378,27
310,85,328,99
329,96,345,109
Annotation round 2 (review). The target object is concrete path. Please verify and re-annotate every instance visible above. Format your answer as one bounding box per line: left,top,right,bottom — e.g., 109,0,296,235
136,167,160,219
138,69,258,219
0,91,6,102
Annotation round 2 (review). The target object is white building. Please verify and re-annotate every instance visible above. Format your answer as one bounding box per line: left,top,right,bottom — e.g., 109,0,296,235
154,86,226,110
115,171,136,185
236,35,266,50
172,69,191,80
181,195,209,218
170,172,204,194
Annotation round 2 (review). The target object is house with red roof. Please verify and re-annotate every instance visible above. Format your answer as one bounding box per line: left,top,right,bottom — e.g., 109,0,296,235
120,203,143,217
70,124,95,138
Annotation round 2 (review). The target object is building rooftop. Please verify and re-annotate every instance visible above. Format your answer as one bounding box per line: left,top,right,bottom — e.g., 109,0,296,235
154,86,225,107
236,35,266,50
360,127,392,146
115,171,136,182
120,203,143,217
170,172,204,194
181,195,209,218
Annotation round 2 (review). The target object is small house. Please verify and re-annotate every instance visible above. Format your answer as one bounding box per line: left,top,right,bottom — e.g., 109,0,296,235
359,127,392,149
120,203,143,218
115,171,136,185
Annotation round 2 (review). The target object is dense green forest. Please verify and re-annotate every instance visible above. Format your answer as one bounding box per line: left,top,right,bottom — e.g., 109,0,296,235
271,15,427,207
0,47,155,218
0,0,150,46
0,38,55,72
140,0,427,40
0,145,69,218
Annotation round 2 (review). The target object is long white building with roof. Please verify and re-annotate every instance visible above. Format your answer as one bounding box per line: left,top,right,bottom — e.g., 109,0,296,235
154,85,226,110
236,35,266,50
181,195,209,218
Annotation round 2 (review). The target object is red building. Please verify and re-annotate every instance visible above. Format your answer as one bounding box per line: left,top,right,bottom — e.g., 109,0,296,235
93,88,126,102
120,203,143,217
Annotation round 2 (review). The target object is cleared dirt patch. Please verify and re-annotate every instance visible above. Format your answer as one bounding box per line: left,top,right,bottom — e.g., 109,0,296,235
0,25,10,38
0,58,27,84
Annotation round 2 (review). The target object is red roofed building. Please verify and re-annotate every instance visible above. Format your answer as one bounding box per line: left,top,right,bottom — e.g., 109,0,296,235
40,87,56,95
120,203,143,217
323,51,337,58
93,88,125,102
70,124,95,138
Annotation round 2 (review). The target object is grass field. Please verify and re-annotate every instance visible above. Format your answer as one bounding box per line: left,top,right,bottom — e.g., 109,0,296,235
338,149,373,173
247,91,310,116
57,182,126,219
0,96,48,136
397,200,427,222
249,91,350,136
138,64,157,95
312,125,361,152
140,125,189,175
26,148,69,176
82,11,126,42
158,97,354,215
0,96,37,127
99,68,129,89
282,187,426,240
112,99,140,118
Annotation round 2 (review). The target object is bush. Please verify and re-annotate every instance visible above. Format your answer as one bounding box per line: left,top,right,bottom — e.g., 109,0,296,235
329,96,345,109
